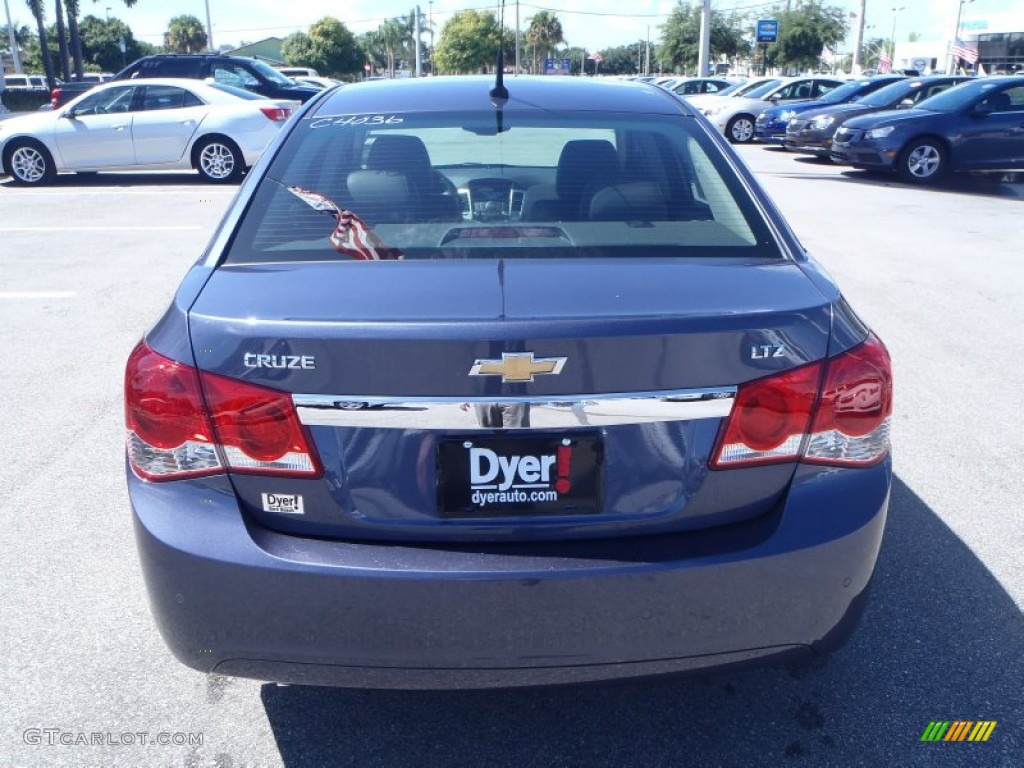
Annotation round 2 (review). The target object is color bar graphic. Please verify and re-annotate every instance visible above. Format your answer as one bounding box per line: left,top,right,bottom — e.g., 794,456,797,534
921,721,997,742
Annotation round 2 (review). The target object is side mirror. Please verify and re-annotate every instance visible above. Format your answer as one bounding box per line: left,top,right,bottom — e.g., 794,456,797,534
971,102,994,117
897,98,915,109
59,109,76,119
769,93,782,101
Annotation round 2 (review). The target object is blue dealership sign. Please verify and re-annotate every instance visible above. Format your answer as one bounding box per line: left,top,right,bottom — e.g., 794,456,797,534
544,58,572,75
756,20,779,43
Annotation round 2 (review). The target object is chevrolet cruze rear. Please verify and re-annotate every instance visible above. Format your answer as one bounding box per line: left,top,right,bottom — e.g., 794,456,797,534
126,76,893,688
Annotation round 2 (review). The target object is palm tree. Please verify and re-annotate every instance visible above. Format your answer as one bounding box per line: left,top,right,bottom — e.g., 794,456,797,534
54,0,71,79
25,0,57,89
526,11,563,74
378,18,406,78
65,0,84,78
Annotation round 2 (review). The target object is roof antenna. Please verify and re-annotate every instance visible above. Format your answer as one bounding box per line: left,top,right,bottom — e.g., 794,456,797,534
490,0,509,103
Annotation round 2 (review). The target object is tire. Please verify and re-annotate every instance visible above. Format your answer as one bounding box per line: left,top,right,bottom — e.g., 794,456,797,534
897,139,946,185
4,140,57,185
726,115,755,144
194,137,245,183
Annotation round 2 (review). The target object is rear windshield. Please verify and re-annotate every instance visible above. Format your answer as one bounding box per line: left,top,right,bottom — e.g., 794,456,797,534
224,109,783,263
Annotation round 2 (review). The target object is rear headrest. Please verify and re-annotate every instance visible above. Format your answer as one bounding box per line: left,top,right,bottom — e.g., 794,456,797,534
366,135,434,185
556,140,618,200
589,182,668,221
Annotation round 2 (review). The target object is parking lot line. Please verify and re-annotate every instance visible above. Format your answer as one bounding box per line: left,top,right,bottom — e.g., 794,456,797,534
0,291,77,299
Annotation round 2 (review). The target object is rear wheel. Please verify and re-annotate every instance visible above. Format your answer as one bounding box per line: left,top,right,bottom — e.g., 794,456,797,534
726,115,755,144
898,139,946,185
194,137,245,183
4,140,57,185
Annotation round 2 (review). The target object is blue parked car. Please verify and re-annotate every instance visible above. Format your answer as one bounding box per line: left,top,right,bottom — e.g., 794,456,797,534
124,75,893,689
754,75,906,143
832,76,1024,184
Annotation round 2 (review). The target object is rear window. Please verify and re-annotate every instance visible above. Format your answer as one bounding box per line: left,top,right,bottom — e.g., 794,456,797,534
224,109,783,263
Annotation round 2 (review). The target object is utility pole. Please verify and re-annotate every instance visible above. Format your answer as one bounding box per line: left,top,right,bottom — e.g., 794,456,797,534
3,0,24,73
645,26,650,76
414,6,422,77
852,0,866,74
515,0,520,76
697,0,711,77
204,0,214,51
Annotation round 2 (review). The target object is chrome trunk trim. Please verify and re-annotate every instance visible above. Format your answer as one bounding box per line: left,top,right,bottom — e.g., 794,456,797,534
293,389,736,430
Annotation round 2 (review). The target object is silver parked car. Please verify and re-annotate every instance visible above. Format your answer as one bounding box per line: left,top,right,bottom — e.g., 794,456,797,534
1,78,297,185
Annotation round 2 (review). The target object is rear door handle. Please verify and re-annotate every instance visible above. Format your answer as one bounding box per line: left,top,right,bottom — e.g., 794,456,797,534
112,124,128,131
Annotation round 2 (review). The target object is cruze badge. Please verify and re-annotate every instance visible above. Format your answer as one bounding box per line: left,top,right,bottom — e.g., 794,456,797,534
469,352,566,383
244,353,316,370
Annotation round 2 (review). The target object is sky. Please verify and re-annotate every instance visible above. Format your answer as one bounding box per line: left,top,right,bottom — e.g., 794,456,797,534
8,1,1024,54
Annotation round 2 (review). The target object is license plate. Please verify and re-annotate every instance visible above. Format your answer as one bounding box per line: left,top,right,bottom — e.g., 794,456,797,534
437,433,603,518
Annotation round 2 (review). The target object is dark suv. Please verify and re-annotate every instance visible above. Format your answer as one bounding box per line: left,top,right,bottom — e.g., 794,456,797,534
52,54,322,107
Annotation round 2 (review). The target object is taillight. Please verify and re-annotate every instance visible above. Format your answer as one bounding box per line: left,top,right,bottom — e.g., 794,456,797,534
125,341,222,480
804,335,892,466
711,362,821,468
259,106,291,122
51,88,61,108
200,372,321,477
712,334,892,469
124,341,321,481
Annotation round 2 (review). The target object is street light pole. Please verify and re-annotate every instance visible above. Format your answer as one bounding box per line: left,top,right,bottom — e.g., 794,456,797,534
889,6,905,66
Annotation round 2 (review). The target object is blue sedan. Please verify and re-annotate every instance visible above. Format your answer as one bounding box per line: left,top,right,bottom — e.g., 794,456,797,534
754,75,906,144
124,76,893,689
831,76,1024,183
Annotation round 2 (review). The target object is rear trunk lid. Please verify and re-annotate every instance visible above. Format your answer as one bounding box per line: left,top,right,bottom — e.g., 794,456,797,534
188,258,832,541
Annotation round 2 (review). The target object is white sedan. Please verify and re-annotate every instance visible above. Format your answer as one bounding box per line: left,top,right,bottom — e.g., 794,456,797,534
0,78,298,185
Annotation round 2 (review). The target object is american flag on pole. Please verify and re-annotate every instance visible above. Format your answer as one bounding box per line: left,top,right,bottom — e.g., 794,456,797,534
951,37,979,64
877,53,892,73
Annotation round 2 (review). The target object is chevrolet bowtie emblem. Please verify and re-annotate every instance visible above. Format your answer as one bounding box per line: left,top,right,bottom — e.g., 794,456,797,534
469,353,567,383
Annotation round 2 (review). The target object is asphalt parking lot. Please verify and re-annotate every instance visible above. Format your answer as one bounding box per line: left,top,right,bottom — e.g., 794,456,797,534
0,147,1021,768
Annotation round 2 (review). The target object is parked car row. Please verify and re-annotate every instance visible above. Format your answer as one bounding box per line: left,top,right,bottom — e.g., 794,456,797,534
773,76,1024,184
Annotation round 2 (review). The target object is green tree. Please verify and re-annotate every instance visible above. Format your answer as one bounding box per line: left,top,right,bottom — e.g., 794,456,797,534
525,10,563,74
281,17,361,79
767,1,849,73
164,14,207,54
595,44,644,76
433,9,502,75
78,14,149,73
658,2,749,74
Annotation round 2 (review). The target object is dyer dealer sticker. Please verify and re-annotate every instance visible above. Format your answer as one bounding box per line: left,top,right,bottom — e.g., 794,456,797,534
437,434,603,518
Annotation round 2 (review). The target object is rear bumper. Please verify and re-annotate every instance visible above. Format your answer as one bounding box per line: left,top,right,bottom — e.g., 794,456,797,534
130,460,890,689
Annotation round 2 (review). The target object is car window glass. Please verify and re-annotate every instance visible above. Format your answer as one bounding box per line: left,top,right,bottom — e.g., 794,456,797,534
141,85,188,111
72,85,137,115
225,111,779,264
213,64,259,88
183,90,204,108
154,59,202,78
812,81,838,98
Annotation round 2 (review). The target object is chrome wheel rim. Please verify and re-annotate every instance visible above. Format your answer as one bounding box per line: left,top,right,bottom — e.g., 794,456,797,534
731,118,754,142
199,143,235,180
907,145,940,178
11,146,46,183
